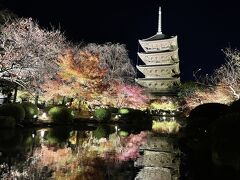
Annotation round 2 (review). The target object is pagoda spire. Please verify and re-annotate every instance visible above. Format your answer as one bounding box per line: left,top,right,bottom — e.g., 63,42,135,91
157,7,162,34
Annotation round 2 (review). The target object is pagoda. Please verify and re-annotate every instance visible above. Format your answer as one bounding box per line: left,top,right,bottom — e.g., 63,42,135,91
135,7,180,97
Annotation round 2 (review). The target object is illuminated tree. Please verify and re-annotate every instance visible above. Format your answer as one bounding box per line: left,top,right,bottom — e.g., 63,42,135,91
0,18,67,92
40,50,108,103
82,43,136,83
40,50,148,109
106,82,149,109
212,48,240,99
0,9,17,25
194,48,240,100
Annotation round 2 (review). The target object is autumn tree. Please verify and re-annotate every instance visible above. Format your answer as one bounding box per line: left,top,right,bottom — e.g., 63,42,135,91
211,48,240,99
0,18,67,95
41,50,148,109
82,43,136,83
195,48,240,99
41,50,108,103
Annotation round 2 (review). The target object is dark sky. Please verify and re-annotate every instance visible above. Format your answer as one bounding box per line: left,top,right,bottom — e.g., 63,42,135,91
2,0,240,81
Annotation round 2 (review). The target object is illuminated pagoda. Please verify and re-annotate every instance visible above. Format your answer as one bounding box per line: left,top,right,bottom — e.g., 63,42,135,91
135,7,180,97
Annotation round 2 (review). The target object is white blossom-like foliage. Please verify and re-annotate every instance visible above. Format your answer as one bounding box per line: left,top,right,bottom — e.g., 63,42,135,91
82,43,136,83
0,18,67,91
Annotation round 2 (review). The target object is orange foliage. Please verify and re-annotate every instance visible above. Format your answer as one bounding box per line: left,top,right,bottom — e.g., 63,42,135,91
58,50,107,88
41,50,109,101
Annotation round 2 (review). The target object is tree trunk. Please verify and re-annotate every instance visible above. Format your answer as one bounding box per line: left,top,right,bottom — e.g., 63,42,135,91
229,86,240,99
13,85,18,102
35,92,39,105
62,96,66,105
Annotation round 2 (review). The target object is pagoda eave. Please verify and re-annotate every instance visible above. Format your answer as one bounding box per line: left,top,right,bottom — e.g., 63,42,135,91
136,64,180,78
139,36,178,53
135,77,180,91
138,49,179,65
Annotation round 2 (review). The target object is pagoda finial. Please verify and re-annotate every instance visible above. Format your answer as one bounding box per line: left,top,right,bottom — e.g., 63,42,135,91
157,6,162,34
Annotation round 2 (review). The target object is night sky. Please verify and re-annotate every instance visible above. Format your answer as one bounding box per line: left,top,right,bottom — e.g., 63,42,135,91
2,0,240,81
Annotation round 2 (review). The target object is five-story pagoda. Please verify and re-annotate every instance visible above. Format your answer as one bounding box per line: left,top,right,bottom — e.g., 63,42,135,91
135,7,180,97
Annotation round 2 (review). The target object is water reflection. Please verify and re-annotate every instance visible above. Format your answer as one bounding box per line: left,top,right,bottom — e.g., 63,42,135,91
0,126,146,179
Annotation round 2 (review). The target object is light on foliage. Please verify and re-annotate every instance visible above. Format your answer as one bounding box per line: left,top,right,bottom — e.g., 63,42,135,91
41,112,48,120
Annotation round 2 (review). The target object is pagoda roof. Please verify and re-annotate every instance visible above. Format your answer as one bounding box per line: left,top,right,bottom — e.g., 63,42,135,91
137,63,179,68
140,33,174,41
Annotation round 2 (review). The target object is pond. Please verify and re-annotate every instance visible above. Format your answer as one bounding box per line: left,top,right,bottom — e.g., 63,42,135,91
0,123,181,180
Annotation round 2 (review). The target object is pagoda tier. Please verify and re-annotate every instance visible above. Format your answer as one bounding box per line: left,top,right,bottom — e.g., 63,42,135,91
139,35,178,53
136,63,180,78
138,49,179,65
135,77,180,92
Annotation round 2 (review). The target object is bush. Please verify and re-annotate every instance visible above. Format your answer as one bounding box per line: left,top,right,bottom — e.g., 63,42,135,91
119,108,150,125
0,129,24,155
21,102,39,122
109,107,118,113
0,116,16,128
92,126,108,139
211,113,240,171
185,103,229,153
94,108,111,122
189,103,229,119
0,103,25,122
48,106,74,123
46,127,71,145
178,81,203,99
229,99,240,113
187,103,229,132
118,108,130,115
118,130,129,137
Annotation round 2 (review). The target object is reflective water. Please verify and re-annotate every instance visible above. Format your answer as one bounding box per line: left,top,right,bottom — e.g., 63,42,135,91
0,124,152,180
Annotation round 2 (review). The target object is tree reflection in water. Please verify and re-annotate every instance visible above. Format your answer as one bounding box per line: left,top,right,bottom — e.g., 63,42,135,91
0,127,147,179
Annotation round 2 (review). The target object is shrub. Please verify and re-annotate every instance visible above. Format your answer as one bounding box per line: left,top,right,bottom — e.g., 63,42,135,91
229,99,240,113
178,81,202,99
46,127,70,145
187,103,229,133
48,106,74,123
118,131,129,137
21,102,39,122
0,129,23,154
16,90,32,102
0,116,16,128
119,108,150,125
92,126,108,139
189,103,229,120
118,108,130,115
185,103,228,153
211,113,240,171
0,103,25,122
94,108,111,122
109,107,118,113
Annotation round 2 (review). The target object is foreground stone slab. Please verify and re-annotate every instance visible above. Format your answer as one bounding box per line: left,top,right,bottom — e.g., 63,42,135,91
135,150,180,169
135,167,172,180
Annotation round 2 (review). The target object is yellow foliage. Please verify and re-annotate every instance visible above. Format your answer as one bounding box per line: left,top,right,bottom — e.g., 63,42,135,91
150,98,179,111
182,86,235,115
152,120,181,134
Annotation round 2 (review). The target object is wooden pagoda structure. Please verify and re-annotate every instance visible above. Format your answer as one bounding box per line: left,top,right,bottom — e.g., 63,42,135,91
135,7,180,97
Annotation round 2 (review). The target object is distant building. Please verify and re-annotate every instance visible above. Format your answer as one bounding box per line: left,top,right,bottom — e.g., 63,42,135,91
135,7,180,98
